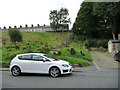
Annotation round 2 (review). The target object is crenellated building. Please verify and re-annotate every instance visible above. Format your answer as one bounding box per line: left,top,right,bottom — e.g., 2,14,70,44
1,24,69,32
1,24,53,32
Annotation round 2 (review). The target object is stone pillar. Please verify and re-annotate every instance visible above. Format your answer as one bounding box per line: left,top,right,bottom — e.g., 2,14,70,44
108,41,113,52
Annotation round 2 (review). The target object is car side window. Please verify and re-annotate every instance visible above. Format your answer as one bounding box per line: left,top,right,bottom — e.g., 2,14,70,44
18,55,32,60
32,55,44,61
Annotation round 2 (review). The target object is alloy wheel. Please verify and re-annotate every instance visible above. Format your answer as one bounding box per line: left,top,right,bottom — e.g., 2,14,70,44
50,67,60,77
11,67,21,76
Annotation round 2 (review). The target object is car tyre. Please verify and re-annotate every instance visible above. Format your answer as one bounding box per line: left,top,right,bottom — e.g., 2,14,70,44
11,66,21,76
49,67,60,78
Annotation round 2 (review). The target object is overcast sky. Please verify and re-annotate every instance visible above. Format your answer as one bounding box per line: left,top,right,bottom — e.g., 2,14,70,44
0,0,84,29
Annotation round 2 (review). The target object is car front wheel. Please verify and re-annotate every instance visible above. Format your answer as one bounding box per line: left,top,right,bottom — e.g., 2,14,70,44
49,67,60,78
11,66,21,76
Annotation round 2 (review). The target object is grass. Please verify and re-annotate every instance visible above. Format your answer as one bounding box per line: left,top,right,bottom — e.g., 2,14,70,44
54,56,90,66
3,31,70,47
60,41,92,62
1,31,92,68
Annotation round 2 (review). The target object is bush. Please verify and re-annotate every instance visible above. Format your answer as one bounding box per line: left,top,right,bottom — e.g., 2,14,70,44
84,39,96,48
84,39,108,49
70,48,76,55
8,28,22,42
99,40,108,48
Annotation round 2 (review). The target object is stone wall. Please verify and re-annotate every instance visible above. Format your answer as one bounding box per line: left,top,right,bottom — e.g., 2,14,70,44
118,34,120,40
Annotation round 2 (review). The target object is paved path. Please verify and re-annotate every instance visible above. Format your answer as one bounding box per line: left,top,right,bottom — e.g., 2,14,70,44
90,51,119,69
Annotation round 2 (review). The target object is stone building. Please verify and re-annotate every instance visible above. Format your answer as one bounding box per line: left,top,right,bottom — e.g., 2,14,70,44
19,25,52,32
1,24,69,32
108,34,120,53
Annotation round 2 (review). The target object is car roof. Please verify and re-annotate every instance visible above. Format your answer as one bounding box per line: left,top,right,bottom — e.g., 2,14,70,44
17,53,46,56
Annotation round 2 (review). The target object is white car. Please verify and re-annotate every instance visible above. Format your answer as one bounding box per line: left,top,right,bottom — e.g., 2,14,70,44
10,53,72,77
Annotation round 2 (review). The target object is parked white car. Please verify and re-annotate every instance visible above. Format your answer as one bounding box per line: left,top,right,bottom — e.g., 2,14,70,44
10,53,72,77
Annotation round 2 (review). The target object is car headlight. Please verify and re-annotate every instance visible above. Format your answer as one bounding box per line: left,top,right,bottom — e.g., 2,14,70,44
62,64,69,67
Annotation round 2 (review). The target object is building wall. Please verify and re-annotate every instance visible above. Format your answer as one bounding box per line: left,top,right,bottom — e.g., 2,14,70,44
19,27,53,32
118,34,120,39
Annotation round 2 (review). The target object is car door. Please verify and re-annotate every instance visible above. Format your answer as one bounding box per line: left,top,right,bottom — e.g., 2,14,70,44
18,55,33,73
31,55,51,73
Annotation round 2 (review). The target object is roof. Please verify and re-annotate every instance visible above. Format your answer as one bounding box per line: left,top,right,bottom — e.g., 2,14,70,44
17,53,46,56
111,40,120,43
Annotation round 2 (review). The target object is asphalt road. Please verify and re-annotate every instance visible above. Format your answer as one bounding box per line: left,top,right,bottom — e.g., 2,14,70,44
1,68,118,88
1,51,119,88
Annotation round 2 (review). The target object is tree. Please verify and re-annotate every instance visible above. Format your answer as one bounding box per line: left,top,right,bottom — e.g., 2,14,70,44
72,2,98,39
49,8,71,31
92,2,120,39
73,2,120,40
8,28,22,42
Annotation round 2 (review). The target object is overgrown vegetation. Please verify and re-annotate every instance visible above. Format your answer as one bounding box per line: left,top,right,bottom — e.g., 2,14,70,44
84,39,108,49
1,31,92,68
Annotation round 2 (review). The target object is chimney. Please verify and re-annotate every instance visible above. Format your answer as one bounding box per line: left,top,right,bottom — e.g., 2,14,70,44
14,26,17,28
3,26,6,29
9,26,11,29
37,24,40,27
31,24,34,27
20,25,22,28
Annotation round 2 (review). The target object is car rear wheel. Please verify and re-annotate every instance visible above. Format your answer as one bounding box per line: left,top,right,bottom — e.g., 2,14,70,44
11,66,21,76
49,67,60,78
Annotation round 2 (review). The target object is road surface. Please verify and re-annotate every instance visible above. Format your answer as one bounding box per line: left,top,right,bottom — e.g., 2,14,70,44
1,68,118,88
1,51,119,88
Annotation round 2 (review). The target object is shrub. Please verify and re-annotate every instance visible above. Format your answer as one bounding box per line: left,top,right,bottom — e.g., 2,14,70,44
99,40,108,48
70,48,76,55
84,39,108,48
84,39,95,48
8,28,22,42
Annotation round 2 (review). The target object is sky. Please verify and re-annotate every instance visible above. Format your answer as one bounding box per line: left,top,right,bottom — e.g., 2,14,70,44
0,0,84,29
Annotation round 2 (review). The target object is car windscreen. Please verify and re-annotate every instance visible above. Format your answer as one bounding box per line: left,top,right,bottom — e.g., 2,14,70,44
44,55,59,61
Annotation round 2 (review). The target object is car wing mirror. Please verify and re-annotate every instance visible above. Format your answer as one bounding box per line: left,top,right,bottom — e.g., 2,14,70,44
43,58,50,62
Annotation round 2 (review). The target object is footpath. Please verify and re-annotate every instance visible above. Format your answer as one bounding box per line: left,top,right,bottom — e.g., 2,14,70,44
90,51,119,69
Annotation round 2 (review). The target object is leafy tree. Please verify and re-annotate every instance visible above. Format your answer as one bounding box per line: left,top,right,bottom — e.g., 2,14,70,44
72,2,98,39
92,2,120,40
73,2,120,40
49,8,71,31
8,28,22,42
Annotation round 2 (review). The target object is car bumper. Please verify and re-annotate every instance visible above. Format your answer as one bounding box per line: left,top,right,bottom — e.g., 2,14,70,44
61,66,73,74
